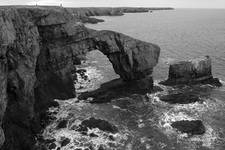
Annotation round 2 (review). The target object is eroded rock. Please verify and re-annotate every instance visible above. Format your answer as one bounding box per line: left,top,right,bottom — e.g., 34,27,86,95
77,117,118,134
57,120,68,129
159,92,202,104
160,56,222,86
61,138,70,147
171,120,205,135
92,31,160,82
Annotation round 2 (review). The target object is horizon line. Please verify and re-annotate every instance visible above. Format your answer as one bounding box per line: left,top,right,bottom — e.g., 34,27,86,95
0,5,225,9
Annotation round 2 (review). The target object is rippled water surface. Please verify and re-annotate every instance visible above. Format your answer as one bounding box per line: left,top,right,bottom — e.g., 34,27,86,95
86,9,225,81
41,9,225,150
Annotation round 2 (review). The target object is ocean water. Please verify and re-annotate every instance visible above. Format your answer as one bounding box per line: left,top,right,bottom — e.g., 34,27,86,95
86,9,225,81
40,9,225,150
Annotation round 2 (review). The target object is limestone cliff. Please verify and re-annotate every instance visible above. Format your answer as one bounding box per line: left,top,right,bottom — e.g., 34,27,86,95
0,6,160,150
160,56,222,86
67,7,174,23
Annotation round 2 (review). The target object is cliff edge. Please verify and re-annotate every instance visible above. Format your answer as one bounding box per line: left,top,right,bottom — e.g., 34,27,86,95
0,6,160,150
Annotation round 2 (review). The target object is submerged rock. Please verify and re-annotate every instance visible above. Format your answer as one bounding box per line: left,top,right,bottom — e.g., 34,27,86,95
61,138,70,147
159,92,202,104
57,120,68,129
49,143,57,149
171,120,205,135
77,117,118,134
78,77,162,104
160,56,222,86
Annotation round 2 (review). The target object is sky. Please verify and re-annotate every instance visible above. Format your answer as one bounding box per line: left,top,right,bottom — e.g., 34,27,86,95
0,0,225,8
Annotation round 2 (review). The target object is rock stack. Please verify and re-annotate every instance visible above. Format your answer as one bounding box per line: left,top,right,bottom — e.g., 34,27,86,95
160,56,222,86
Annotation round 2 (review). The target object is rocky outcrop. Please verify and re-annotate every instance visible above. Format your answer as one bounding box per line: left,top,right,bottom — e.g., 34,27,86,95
160,56,222,86
92,30,160,81
67,7,174,24
171,120,205,135
0,6,160,150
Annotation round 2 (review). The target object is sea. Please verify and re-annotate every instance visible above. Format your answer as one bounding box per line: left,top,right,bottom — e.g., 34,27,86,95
40,9,225,150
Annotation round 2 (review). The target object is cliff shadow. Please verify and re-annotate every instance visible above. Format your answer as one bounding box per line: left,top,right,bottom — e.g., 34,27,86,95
78,78,162,103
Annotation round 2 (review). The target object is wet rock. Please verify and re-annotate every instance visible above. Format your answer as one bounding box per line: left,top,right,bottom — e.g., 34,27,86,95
108,135,115,141
79,78,163,104
171,120,205,135
77,69,88,81
89,133,98,137
39,112,57,128
160,56,222,86
159,92,201,104
76,124,88,134
57,120,68,129
98,145,105,150
61,138,70,147
45,139,56,144
78,117,118,134
49,143,57,149
49,100,60,108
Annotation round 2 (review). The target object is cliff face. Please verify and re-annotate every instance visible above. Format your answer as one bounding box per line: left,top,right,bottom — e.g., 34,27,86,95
0,8,41,149
66,7,174,24
0,7,160,150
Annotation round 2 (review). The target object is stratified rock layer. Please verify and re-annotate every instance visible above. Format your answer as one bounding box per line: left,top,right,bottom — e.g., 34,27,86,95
160,56,222,86
0,6,160,150
92,30,160,81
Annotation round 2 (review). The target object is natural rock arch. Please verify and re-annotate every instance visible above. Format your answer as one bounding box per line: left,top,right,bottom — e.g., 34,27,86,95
0,7,160,150
91,30,160,81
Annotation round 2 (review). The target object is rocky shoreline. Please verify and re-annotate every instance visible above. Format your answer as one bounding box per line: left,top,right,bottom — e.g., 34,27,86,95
36,56,223,150
66,7,174,24
0,6,163,150
0,6,223,150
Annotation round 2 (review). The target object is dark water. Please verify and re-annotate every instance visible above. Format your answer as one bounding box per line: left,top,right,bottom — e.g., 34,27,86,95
41,9,225,150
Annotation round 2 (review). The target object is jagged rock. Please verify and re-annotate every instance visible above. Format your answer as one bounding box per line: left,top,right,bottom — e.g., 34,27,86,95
160,56,222,86
49,143,57,149
61,138,70,147
57,120,68,129
77,117,118,134
0,6,160,150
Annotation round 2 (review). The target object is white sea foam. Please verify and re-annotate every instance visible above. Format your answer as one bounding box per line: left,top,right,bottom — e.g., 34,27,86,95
156,97,224,149
42,126,128,150
75,66,104,93
162,57,177,65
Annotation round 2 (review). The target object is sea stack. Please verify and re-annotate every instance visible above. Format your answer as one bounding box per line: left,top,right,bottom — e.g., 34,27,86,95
160,56,222,86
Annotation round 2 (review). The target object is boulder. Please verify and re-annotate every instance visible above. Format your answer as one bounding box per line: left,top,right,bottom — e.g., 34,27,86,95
171,120,205,135
160,56,222,86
